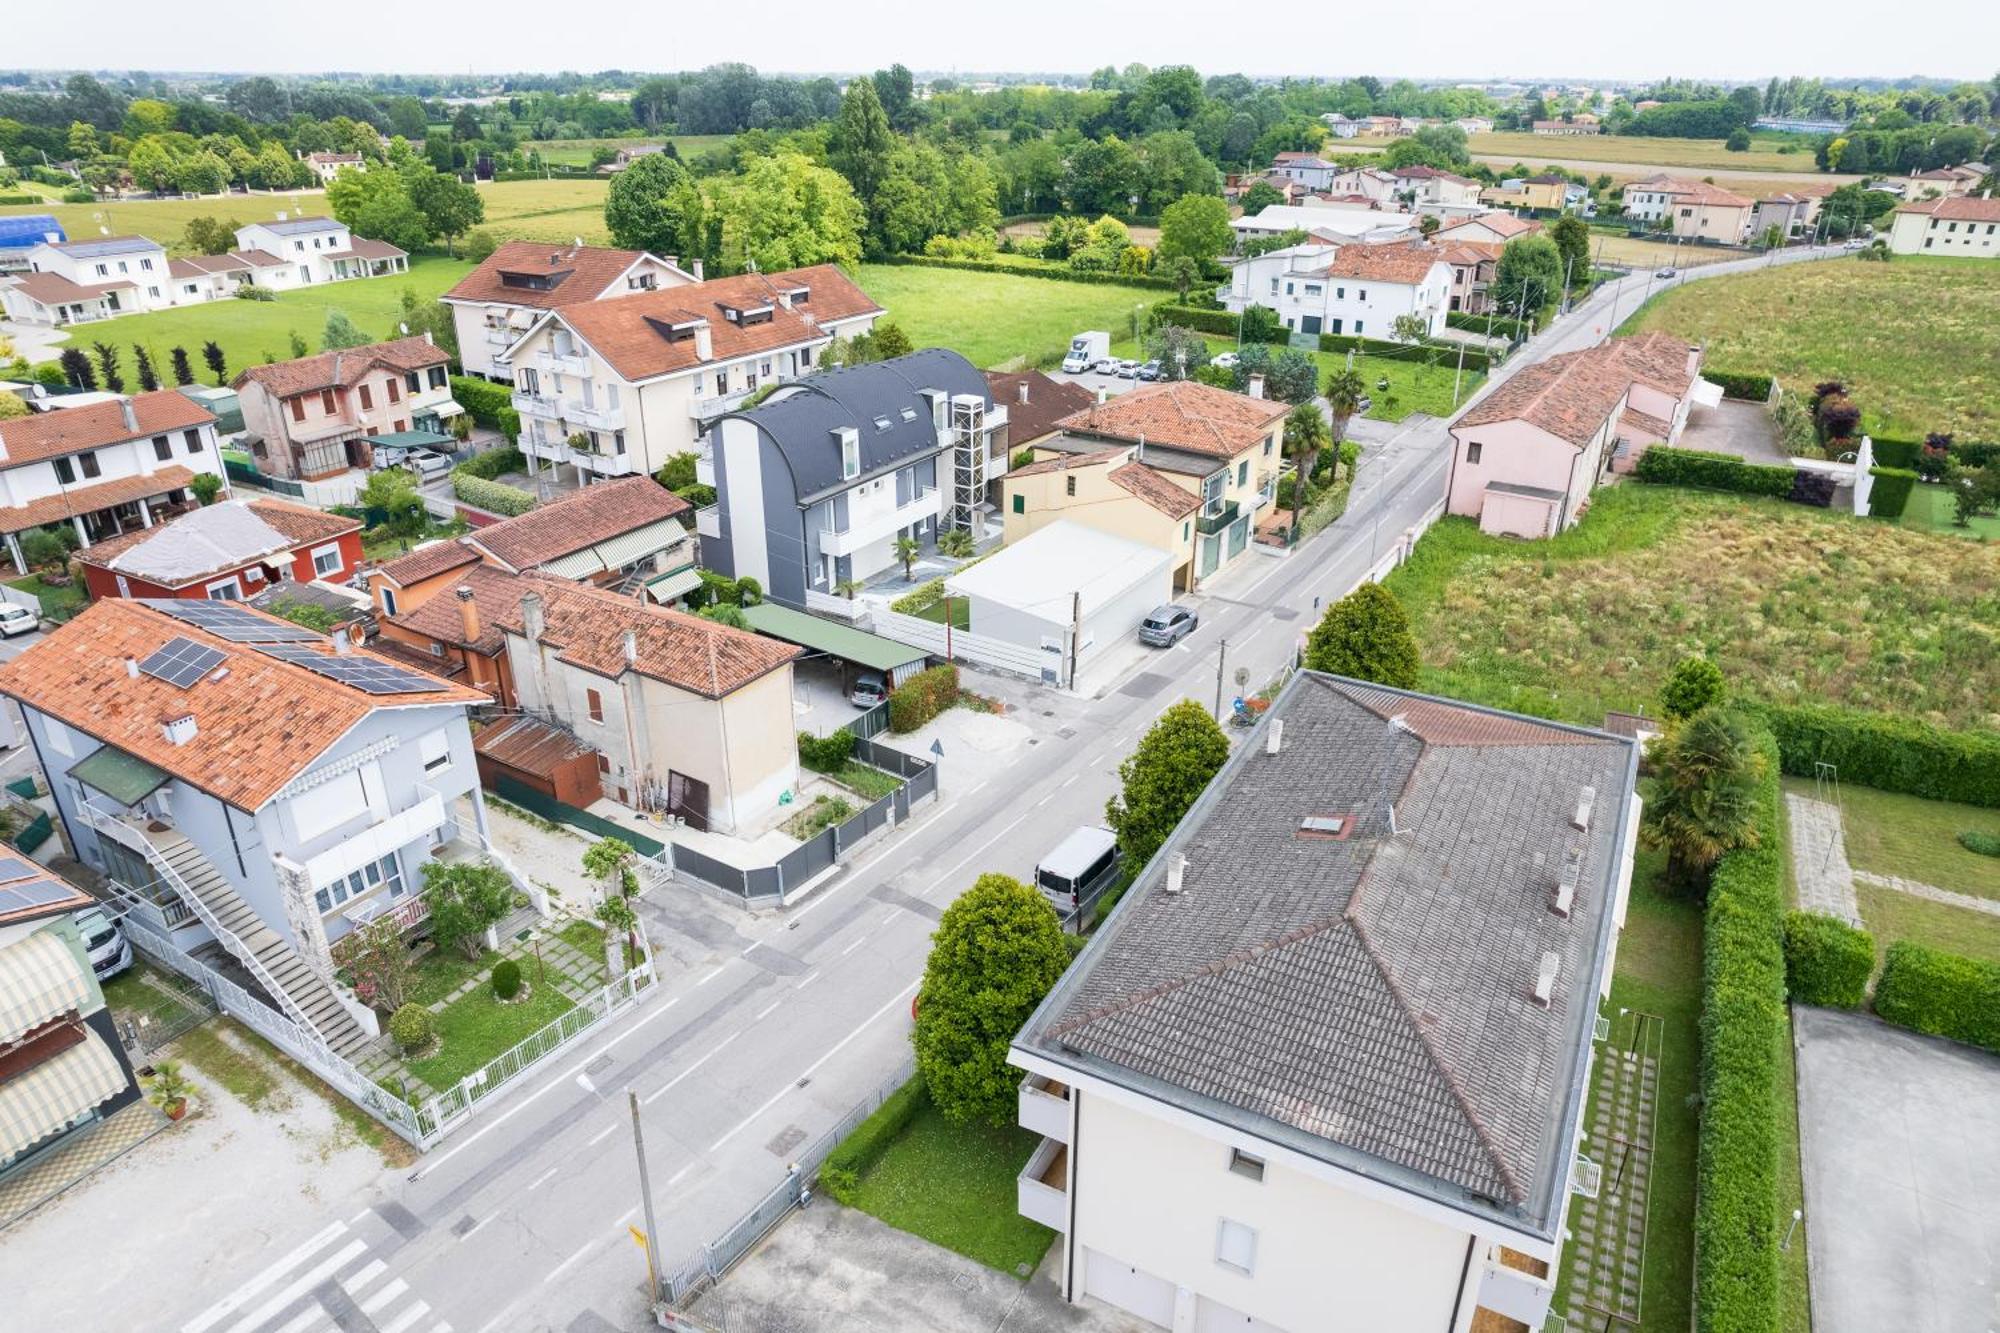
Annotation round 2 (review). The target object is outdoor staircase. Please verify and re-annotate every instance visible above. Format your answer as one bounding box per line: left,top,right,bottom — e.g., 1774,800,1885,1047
144,828,375,1063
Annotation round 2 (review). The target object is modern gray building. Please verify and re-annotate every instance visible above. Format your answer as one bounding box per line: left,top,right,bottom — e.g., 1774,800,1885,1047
698,349,1005,608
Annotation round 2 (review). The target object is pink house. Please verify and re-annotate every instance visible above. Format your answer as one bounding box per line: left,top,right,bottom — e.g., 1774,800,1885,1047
1448,333,1706,538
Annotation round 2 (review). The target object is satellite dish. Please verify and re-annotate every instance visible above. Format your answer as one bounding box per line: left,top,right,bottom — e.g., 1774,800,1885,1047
398,323,409,336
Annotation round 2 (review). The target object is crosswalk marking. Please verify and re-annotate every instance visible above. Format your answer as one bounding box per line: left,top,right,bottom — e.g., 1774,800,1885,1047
180,1216,451,1333
266,1311,322,1333
360,1277,410,1316
182,1222,349,1333
380,1303,432,1333
221,1240,368,1333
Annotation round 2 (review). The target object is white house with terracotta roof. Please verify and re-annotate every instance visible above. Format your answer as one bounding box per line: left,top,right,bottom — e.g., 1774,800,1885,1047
1900,165,1985,200
0,235,172,326
76,496,361,604
1389,165,1485,210
442,241,700,381
500,264,882,486
303,152,364,186
1318,166,1400,204
234,336,457,481
1886,194,2000,257
0,598,503,1063
231,217,409,290
1449,332,1708,538
1269,153,1341,192
0,390,227,572
1433,214,1543,248
1622,177,1755,243
1223,240,1452,338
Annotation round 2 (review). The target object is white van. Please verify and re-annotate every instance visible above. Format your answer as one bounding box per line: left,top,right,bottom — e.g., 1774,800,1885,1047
74,906,132,981
1036,826,1121,920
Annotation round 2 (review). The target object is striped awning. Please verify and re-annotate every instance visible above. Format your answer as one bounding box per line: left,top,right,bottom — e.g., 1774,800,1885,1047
644,565,703,604
536,519,685,580
0,1027,128,1160
0,930,93,1045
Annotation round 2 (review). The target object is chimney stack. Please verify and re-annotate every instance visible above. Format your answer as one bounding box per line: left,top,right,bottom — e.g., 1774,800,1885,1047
1018,380,1030,405
621,628,639,668
1247,374,1266,400
120,398,138,432
1265,718,1285,756
693,322,713,361
161,713,198,746
691,258,705,281
332,626,354,655
124,657,140,679
521,591,545,644
455,584,480,644
1165,853,1188,895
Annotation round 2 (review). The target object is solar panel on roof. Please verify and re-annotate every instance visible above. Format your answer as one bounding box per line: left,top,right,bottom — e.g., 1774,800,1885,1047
0,879,72,914
139,599,325,643
139,636,226,689
0,856,34,882
251,643,442,695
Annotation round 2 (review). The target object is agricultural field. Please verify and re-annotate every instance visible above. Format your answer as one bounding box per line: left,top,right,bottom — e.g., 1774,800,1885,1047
1629,256,2000,439
521,135,733,166
1587,233,1742,270
16,254,473,387
0,188,332,253
1468,129,1822,175
1383,485,2000,733
852,263,1165,370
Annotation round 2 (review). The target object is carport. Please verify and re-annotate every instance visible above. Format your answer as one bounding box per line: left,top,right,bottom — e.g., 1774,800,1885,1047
739,603,930,690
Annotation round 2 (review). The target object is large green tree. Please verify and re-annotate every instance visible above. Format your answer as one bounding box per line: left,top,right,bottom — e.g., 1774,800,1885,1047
1238,180,1285,217
1105,700,1231,870
1492,234,1563,315
871,140,1000,255
1548,215,1592,295
420,861,514,961
404,166,484,256
1643,708,1766,890
1155,193,1232,266
827,76,894,209
326,166,430,252
1283,401,1328,539
1303,583,1420,688
604,151,698,257
912,873,1072,1125
712,151,865,272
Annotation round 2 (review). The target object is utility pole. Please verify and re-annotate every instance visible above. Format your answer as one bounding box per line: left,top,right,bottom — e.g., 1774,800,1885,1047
1451,338,1467,409
629,1090,664,1307
1213,637,1228,721
1067,590,1081,690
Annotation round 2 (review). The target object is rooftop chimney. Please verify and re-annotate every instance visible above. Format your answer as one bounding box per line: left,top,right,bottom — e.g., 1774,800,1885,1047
1247,374,1266,400
521,591,545,644
693,323,713,361
1018,380,1030,406
1096,388,1108,405
422,329,434,346
1265,718,1285,756
621,628,639,668
161,713,198,746
332,626,354,655
124,656,140,678
691,258,705,281
120,398,138,432
1572,785,1596,833
1165,853,1188,895
1531,951,1562,1008
455,584,480,644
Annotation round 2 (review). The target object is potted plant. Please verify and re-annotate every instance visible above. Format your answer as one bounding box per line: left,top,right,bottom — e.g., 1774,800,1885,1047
147,1059,192,1121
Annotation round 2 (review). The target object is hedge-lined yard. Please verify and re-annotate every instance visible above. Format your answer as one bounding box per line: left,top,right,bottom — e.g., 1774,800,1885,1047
853,263,1164,370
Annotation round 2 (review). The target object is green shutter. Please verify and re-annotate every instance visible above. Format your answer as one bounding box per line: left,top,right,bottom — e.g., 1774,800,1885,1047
1011,494,1024,514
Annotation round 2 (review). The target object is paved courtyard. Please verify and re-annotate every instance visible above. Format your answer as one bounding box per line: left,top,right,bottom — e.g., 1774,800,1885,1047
1678,399,1788,465
1794,1006,2000,1333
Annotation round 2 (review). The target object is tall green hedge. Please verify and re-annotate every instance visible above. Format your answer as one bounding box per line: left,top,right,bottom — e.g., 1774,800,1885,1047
874,254,1179,291
1317,331,1491,372
454,445,525,481
1703,369,1775,401
817,1077,926,1202
1445,310,1531,342
1871,436,1998,470
1695,724,1786,1333
1150,303,1265,339
1781,912,1874,1008
1873,942,2000,1054
888,664,959,733
1865,466,1917,518
797,728,856,774
450,375,521,443
1757,703,2000,809
451,470,536,517
1632,446,1794,498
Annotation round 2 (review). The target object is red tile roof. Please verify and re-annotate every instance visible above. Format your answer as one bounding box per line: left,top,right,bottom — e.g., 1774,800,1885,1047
75,498,357,585
1008,447,1127,478
1629,175,1754,208
6,272,138,305
984,371,1096,447
442,241,668,312
1437,215,1541,242
1457,333,1697,448
1055,381,1287,460
0,390,214,465
0,467,203,535
1321,241,1450,285
386,563,525,655
375,540,482,588
232,336,447,399
1893,195,2000,223
1109,462,1201,519
468,476,690,572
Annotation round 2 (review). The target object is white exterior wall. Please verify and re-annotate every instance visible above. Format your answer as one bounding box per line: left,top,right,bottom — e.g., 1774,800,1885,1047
452,256,698,379
26,241,174,312
235,221,352,288
0,423,225,520
1889,209,2000,256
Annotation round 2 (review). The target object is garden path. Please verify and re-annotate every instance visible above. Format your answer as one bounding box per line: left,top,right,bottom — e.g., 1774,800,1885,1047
1851,869,2000,920
1787,794,1861,924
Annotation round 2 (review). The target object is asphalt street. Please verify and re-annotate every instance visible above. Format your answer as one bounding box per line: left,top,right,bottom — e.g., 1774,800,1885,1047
148,244,1850,1333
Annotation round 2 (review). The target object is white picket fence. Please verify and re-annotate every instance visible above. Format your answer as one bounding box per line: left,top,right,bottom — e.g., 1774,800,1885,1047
869,607,1059,682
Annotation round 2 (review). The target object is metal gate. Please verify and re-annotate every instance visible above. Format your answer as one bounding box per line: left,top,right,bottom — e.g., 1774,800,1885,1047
666,770,710,832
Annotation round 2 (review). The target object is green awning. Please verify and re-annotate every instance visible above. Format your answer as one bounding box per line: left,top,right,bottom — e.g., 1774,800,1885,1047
738,603,929,674
364,430,455,450
645,564,704,603
68,747,170,807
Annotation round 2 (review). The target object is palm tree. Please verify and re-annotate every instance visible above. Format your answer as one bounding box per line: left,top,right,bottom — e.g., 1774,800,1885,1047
1642,708,1766,892
1282,402,1328,544
892,535,920,580
1323,368,1366,458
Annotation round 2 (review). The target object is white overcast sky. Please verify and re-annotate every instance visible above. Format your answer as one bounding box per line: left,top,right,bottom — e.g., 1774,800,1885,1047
17,0,2000,84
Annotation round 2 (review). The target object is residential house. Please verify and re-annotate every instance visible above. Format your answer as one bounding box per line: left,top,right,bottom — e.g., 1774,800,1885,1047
1437,241,1502,314
1388,165,1484,209
0,391,226,573
1364,115,1408,136
369,476,697,699
0,236,171,326
600,144,668,172
501,265,882,485
1013,379,1286,592
76,497,361,603
982,370,1094,503
165,253,257,304
0,859,144,1183
1433,214,1544,248
1321,113,1363,139
234,336,458,481
702,349,999,608
1320,167,1400,204
230,217,409,290
1482,176,1582,213
1886,195,2000,257
0,598,493,1062
1448,332,1708,538
1229,205,1420,247
1270,153,1341,193
1224,173,1298,207
497,576,801,833
1532,119,1601,135
1222,240,1452,338
1901,165,1985,199
1752,192,1819,241
0,213,64,273
1009,672,1639,1333
441,240,699,381
1454,116,1495,135
1622,176,1755,242
303,152,364,186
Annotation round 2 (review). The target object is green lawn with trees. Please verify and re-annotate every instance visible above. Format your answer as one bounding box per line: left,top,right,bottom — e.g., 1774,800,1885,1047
853,263,1164,369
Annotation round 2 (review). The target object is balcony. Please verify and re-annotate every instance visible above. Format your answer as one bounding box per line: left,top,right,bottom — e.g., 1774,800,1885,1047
1475,1246,1554,1330
694,451,715,487
297,792,447,893
484,325,520,350
562,399,626,432
511,390,559,418
1196,499,1240,536
1018,1074,1071,1143
695,505,720,539
1017,1137,1069,1232
689,372,800,422
537,347,591,378
820,490,938,558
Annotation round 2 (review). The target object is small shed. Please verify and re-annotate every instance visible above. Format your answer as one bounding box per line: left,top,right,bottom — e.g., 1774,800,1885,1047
946,521,1172,682
473,715,601,808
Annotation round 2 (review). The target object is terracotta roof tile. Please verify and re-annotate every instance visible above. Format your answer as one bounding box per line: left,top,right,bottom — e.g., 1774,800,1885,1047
5,272,138,305
1008,447,1127,477
1894,195,2000,222
469,476,689,572
1457,333,1697,449
984,371,1095,446
0,467,203,536
0,599,483,810
1056,381,1287,460
0,390,213,466
1109,462,1201,519
74,498,356,585
232,336,447,399
443,241,668,312
386,563,525,655
1629,175,1754,208
1437,215,1541,241
376,540,482,587
1322,241,1451,285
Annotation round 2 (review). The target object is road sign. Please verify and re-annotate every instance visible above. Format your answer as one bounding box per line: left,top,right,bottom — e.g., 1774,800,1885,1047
629,1225,648,1249
930,739,944,757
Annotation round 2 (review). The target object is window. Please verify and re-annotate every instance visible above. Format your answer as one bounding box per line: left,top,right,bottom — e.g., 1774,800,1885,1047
95,263,107,277
1264,434,1274,457
1065,475,1077,497
1237,461,1249,486
1358,289,1367,302
1304,283,1322,297
1336,287,1344,299
1284,281,1294,296
1011,494,1025,515
1182,521,1190,540
78,451,100,479
358,384,373,411
586,688,604,723
1215,1218,1257,1274
183,429,203,454
597,754,610,774
840,433,860,480
386,377,400,403
519,367,539,395
291,397,307,423
312,853,406,915
320,389,336,414
379,586,398,617
1268,277,1279,296
311,544,343,577
1466,441,1483,464
418,731,451,775
53,457,74,485
153,436,172,462
613,430,626,455
147,287,160,299
1354,320,1365,335
406,372,420,393
205,578,241,601
1228,1149,1265,1182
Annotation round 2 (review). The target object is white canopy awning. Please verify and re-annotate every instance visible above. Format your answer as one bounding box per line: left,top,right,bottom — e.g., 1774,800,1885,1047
0,1027,128,1160
0,929,93,1046
1691,378,1726,408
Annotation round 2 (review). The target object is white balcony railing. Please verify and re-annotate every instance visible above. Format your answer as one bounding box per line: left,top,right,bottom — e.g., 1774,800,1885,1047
694,451,715,487
821,490,939,558
695,505,720,539
511,391,559,418
1017,1137,1069,1232
689,372,800,422
1018,1075,1071,1143
1476,1249,1555,1328
563,400,626,432
298,792,447,894
538,347,591,378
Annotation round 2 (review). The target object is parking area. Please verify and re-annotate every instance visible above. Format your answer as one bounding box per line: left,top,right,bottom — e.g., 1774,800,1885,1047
1793,1006,2000,1333
1677,399,1788,466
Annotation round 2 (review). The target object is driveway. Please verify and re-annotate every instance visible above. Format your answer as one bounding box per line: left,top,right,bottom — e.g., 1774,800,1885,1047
1794,1006,2000,1333
0,318,72,366
1677,399,1789,466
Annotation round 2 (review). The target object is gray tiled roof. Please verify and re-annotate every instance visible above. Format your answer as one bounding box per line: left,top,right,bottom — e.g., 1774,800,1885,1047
1021,674,1636,1236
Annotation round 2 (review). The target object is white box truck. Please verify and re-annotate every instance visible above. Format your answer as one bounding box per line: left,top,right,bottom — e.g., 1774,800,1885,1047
1061,331,1111,374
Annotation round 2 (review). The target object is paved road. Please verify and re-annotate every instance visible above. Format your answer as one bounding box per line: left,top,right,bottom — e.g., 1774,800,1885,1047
157,243,1851,1333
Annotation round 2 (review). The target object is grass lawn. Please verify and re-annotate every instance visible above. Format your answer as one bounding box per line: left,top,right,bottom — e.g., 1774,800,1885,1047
914,596,970,628
173,1018,415,1166
6,574,84,618
1899,481,2000,540
101,964,209,1030
558,918,606,957
18,254,474,391
847,1093,1055,1274
0,188,334,252
1309,347,1483,421
522,135,734,166
405,944,497,1007
1628,255,2000,440
1468,129,1822,175
854,263,1162,370
404,974,576,1089
1855,882,2000,966
1589,232,1743,269
474,178,609,223
1797,778,2000,901
827,762,901,801
1383,485,2000,732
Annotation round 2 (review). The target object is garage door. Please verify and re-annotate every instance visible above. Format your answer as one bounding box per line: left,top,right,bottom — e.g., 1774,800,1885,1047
1196,1294,1286,1333
1083,1248,1176,1327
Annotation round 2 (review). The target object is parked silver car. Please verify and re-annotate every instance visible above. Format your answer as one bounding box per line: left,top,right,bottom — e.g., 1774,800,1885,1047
1138,604,1199,647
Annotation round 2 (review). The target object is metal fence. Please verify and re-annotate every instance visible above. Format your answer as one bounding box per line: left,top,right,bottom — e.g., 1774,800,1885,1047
113,966,218,1055
848,699,890,740
663,1057,915,1306
869,608,1058,683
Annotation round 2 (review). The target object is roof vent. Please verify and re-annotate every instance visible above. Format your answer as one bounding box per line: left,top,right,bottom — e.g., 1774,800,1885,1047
161,714,198,746
1164,853,1188,895
1265,718,1284,756
1532,951,1561,1008
1553,847,1582,919
1572,784,1596,832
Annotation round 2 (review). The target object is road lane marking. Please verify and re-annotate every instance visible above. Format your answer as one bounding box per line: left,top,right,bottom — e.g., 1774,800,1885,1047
359,1278,408,1315
795,971,820,990
667,1163,695,1187
543,1241,596,1285
641,1034,736,1106
838,935,867,957
344,1259,387,1292
219,1239,368,1333
586,1123,617,1147
754,1000,781,1021
527,1166,559,1191
181,1222,349,1333
696,967,723,985
381,1302,432,1333
708,979,919,1152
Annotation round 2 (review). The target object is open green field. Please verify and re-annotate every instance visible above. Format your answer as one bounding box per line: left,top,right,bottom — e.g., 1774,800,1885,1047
522,135,733,166
469,178,613,245
1855,882,2000,966
1630,256,2000,440
0,189,332,254
1900,480,2000,540
1801,778,2000,901
853,263,1163,369
18,255,473,386
1467,129,1821,175
1384,486,2000,732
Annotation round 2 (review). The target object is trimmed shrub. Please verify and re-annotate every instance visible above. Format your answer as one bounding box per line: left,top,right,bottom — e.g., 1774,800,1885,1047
454,445,525,480
872,254,1178,291
1704,369,1775,401
450,375,522,442
1788,469,1836,508
1757,703,2000,809
1445,310,1531,342
1781,912,1874,1008
491,958,523,1000
388,1003,435,1054
1319,331,1491,372
798,728,856,773
1149,302,1258,340
891,577,945,615
1866,466,1917,518
1958,830,2000,858
1873,942,2000,1054
1632,446,1794,498
816,1077,927,1202
452,470,536,517
888,664,959,733
1694,724,1786,1333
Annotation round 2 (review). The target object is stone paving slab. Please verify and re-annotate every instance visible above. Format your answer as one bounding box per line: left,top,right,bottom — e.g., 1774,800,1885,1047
1557,1011,1662,1329
1786,793,1861,924
1853,868,2000,919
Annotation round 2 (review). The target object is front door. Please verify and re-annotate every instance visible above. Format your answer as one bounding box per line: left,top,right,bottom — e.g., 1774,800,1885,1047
1301,315,1323,335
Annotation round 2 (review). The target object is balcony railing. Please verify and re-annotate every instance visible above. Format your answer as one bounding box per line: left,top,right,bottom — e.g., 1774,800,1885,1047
695,505,720,539
1018,1075,1071,1143
563,400,626,432
694,451,715,487
689,371,800,422
343,888,430,934
511,390,558,418
1196,499,1241,536
1017,1137,1069,1232
538,347,591,378
1475,1247,1555,1329
821,490,938,558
